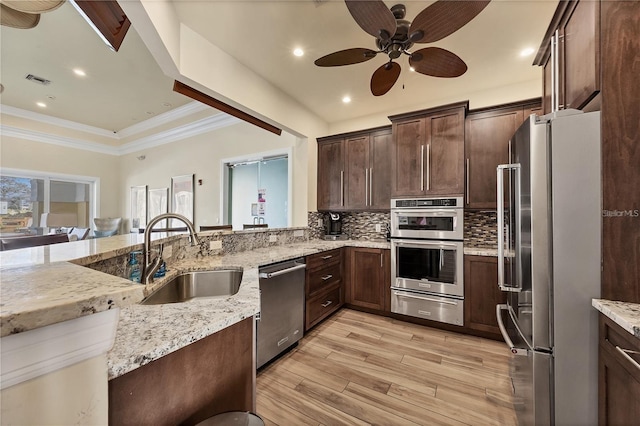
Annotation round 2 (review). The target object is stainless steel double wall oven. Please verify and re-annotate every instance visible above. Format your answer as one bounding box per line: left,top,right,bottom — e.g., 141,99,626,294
390,197,464,326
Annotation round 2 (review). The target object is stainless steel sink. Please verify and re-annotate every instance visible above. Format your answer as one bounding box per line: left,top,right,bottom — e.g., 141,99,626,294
140,269,242,305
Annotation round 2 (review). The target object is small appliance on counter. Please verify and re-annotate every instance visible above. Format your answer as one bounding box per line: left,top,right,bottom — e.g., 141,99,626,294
323,212,347,240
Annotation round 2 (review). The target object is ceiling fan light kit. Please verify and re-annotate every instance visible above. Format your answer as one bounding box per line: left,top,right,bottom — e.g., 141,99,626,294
315,0,491,96
0,0,64,29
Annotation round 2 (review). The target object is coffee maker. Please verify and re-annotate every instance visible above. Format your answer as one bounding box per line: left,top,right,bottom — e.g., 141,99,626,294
323,212,346,240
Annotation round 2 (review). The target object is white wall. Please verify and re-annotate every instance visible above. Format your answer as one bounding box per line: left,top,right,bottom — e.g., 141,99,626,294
0,134,121,220
119,122,305,229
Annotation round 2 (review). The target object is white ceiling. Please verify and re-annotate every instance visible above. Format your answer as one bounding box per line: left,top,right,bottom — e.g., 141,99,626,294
0,0,558,140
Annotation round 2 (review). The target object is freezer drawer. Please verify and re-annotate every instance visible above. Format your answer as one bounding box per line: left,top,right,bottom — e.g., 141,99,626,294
391,288,463,326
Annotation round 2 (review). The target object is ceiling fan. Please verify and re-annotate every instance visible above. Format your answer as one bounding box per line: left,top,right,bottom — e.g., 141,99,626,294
315,0,491,96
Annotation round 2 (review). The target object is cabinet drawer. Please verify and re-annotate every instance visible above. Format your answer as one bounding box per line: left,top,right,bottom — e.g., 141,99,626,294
306,284,342,330
307,261,342,297
306,249,342,271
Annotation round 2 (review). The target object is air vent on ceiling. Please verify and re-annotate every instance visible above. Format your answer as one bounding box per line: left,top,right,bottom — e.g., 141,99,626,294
25,74,51,85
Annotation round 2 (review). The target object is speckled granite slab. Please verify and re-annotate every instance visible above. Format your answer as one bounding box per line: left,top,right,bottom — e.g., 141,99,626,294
107,239,389,379
0,262,144,337
592,299,640,339
464,247,498,257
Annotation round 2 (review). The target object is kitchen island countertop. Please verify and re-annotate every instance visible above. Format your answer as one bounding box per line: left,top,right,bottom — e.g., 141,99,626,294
0,234,389,379
592,299,640,339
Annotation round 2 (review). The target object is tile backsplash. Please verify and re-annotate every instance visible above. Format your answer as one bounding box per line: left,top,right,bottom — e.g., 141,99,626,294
308,211,390,240
464,210,499,248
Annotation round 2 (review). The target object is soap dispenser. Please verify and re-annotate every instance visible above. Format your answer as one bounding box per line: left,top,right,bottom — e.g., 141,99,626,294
126,251,142,283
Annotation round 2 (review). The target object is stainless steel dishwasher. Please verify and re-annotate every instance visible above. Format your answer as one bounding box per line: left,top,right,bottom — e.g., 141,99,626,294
257,258,306,369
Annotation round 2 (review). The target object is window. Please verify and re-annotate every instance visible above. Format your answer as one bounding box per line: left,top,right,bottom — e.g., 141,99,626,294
0,169,97,236
222,150,291,230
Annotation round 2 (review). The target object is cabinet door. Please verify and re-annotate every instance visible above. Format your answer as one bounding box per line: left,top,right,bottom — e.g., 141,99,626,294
464,256,506,336
391,118,425,197
426,107,465,195
317,139,344,210
599,316,640,426
349,247,386,311
369,129,392,209
562,0,600,109
345,135,370,209
465,107,523,209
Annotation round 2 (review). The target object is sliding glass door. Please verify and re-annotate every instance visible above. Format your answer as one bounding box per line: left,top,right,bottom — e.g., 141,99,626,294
0,170,96,236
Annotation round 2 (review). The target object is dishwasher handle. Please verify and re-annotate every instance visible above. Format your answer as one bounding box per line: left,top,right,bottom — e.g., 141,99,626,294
259,263,306,279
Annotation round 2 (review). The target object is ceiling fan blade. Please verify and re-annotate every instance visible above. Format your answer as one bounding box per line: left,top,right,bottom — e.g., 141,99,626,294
0,4,40,29
1,0,64,14
409,0,491,43
315,48,378,67
409,47,467,78
345,0,396,40
371,62,401,96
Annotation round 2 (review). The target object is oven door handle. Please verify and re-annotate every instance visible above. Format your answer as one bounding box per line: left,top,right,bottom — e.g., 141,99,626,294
393,291,459,305
392,240,460,249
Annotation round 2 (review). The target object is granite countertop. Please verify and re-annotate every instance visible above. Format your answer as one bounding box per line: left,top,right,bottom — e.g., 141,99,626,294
592,299,640,339
107,238,389,379
464,246,498,256
0,232,389,379
0,233,183,337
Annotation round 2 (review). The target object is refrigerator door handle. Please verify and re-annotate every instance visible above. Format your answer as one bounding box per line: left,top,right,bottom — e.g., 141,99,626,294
497,163,521,292
496,304,528,356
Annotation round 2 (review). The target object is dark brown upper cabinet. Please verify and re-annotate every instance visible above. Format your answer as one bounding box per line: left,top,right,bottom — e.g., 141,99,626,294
464,99,541,209
535,0,600,114
389,102,467,198
317,126,392,211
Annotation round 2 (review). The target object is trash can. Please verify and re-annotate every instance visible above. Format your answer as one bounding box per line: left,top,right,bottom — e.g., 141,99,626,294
195,411,264,426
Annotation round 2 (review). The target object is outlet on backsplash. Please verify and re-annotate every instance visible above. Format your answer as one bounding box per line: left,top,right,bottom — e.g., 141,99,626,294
375,224,382,232
209,240,222,250
317,219,323,227
269,235,278,242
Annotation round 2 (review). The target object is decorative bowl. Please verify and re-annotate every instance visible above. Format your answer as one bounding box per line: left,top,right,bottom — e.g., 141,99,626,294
93,217,121,232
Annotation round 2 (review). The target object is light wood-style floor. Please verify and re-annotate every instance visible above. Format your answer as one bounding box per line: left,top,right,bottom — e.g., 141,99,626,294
256,308,516,426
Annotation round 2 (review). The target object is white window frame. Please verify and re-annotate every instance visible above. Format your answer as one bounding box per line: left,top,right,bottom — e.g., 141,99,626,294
1,167,100,229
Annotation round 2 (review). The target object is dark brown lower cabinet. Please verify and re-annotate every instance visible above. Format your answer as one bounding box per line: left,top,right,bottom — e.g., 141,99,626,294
464,255,506,338
305,249,344,330
346,247,390,314
598,315,640,426
108,317,254,426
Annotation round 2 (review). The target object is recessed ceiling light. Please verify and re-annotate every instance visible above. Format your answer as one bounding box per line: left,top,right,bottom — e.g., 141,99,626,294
73,68,86,77
293,48,304,57
342,96,351,104
146,111,155,115
36,102,47,108
520,47,535,57
409,66,416,72
161,102,172,108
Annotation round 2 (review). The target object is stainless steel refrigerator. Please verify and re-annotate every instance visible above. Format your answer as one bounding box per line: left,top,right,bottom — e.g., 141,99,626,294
496,110,601,425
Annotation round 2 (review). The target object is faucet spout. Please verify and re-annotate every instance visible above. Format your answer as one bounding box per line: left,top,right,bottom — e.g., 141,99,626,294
142,213,199,285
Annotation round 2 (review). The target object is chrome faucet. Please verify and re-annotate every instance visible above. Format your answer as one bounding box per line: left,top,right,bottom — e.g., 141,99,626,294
143,213,199,285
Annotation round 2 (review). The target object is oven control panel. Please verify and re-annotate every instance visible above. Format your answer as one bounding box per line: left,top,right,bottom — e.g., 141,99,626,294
392,197,462,208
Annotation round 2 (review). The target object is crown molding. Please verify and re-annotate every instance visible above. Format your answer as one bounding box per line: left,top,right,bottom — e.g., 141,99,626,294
1,107,240,156
117,113,240,155
0,309,119,390
0,104,119,139
1,125,119,155
117,101,210,139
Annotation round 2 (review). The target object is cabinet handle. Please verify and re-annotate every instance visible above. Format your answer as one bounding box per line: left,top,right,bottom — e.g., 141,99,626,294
321,300,333,308
321,274,333,281
340,170,344,206
380,252,383,268
365,168,369,206
420,145,425,191
616,346,640,371
321,255,333,260
553,29,560,112
466,158,470,204
369,168,373,206
426,144,431,191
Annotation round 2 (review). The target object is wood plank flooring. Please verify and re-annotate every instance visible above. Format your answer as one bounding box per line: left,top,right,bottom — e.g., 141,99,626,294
256,309,516,426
